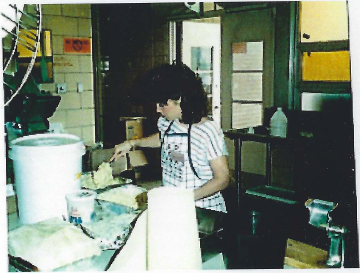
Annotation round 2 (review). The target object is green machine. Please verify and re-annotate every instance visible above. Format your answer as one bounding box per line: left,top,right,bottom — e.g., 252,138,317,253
5,74,61,138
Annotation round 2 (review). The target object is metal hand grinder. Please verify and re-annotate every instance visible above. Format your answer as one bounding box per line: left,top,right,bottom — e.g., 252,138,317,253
305,199,347,268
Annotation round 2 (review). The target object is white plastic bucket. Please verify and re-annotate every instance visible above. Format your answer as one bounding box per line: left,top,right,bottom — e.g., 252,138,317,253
66,190,96,224
9,133,85,224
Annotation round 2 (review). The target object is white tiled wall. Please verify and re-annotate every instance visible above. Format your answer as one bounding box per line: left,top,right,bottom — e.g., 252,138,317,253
40,4,95,146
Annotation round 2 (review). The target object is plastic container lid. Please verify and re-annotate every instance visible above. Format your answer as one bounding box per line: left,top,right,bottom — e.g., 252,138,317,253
9,133,85,159
66,189,97,202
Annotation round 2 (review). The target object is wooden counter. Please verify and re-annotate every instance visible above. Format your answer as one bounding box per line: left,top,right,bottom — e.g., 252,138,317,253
285,239,328,269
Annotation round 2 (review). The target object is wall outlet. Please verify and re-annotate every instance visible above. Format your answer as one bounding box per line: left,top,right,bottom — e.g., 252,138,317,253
77,82,83,93
56,83,66,94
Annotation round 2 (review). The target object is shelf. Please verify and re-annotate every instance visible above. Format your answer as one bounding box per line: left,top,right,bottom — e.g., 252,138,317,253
245,185,298,205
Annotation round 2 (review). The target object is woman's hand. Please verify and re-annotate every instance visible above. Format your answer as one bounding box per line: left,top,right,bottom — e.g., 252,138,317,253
110,133,161,162
109,140,134,162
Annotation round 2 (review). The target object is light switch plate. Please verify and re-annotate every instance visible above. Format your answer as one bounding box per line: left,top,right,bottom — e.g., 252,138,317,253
77,82,83,93
56,83,66,94
6,184,15,197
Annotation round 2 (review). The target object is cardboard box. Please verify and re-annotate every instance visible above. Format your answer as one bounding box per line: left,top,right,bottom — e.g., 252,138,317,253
119,117,145,141
7,195,17,215
90,148,148,175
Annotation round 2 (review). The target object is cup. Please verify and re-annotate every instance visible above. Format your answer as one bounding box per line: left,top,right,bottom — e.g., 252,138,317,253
65,190,96,224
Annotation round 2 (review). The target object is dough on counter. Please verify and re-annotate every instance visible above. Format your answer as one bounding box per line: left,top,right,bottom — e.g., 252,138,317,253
94,162,113,186
82,162,125,190
83,213,137,242
8,218,101,271
97,185,146,209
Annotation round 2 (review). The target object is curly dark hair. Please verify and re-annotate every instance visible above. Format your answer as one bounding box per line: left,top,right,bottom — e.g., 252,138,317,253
136,63,209,124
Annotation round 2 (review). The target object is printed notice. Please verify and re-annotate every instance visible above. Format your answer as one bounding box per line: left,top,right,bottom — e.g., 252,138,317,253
64,38,91,54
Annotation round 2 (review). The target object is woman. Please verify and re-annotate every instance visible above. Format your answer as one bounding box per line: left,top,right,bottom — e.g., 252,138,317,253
110,63,229,212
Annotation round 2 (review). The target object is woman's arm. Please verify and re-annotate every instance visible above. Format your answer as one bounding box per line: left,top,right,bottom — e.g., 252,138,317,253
130,133,161,148
193,155,230,201
110,133,161,162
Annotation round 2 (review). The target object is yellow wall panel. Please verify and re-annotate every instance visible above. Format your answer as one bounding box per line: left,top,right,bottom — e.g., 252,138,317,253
302,51,350,82
300,1,349,43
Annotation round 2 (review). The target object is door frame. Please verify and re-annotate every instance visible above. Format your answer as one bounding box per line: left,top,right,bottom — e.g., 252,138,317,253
221,7,276,131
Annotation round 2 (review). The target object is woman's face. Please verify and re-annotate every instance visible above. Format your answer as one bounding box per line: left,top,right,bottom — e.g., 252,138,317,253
156,99,182,121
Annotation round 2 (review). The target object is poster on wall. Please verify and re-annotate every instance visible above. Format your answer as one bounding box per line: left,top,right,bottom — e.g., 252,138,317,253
191,46,212,71
190,46,213,94
64,38,91,54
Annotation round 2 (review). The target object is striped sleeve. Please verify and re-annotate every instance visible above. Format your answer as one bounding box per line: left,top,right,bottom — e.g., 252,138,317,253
201,121,228,161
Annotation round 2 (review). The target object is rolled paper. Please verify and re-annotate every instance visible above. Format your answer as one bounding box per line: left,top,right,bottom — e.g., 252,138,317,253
147,187,202,270
108,187,202,270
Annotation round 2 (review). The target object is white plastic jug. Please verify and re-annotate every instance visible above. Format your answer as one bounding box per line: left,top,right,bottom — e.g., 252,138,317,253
270,107,287,138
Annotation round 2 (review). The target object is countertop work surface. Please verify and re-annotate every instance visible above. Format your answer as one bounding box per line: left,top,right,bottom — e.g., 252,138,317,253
10,179,332,270
7,179,228,271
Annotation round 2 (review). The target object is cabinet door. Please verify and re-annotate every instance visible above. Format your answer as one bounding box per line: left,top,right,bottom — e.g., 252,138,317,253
299,1,349,43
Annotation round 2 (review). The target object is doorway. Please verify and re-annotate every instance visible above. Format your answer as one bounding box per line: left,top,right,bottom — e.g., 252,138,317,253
172,18,221,125
221,8,275,173
221,8,275,131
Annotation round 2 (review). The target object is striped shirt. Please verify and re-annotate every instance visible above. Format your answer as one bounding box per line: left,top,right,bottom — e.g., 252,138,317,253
158,117,228,212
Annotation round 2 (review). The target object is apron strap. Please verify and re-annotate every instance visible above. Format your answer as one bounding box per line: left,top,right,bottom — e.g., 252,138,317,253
188,123,200,179
160,120,174,151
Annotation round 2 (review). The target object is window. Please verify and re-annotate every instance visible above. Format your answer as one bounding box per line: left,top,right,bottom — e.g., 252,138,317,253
191,46,213,95
231,41,263,129
176,19,222,125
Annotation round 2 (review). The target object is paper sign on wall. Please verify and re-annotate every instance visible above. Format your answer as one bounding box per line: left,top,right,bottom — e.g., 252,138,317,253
64,38,91,54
